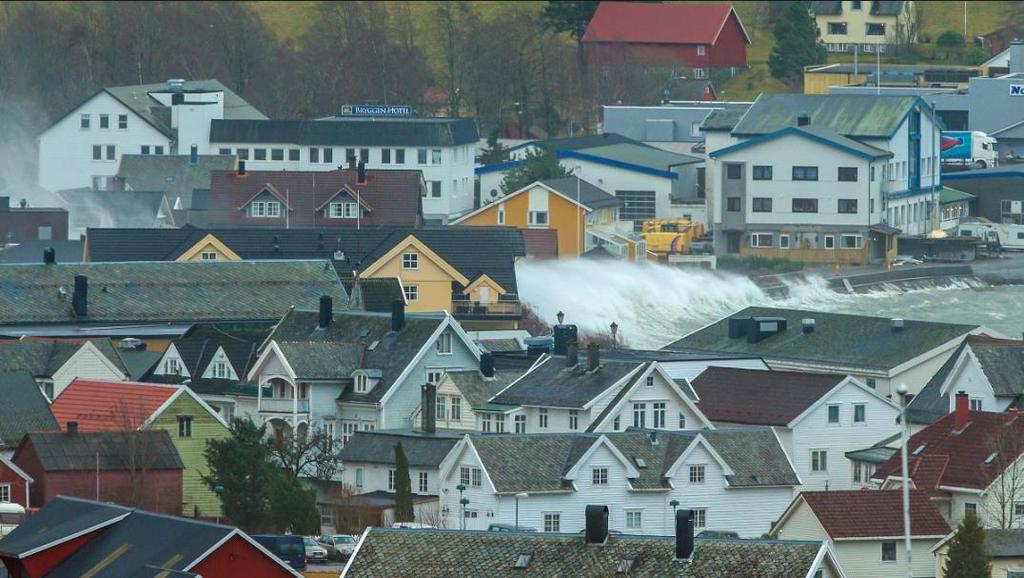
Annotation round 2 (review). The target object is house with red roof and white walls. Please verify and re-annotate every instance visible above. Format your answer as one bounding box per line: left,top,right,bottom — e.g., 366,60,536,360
772,490,950,578
873,392,1024,532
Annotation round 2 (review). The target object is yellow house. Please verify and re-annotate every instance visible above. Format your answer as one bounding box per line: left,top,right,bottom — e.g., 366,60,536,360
810,0,916,55
451,177,632,260
933,528,1024,578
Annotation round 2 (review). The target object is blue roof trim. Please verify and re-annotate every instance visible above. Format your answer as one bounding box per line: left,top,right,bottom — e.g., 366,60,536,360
943,170,1024,181
559,150,679,179
475,160,523,175
885,185,942,200
709,127,892,160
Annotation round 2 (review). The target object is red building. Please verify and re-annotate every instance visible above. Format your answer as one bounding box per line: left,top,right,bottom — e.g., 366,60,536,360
0,496,302,577
11,426,184,514
0,455,32,509
583,2,750,70
207,164,424,228
0,196,68,245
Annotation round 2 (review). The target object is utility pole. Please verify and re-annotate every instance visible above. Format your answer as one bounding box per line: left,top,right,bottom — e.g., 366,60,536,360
897,382,912,578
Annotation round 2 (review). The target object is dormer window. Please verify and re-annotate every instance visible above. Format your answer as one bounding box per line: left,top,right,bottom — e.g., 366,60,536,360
166,358,181,375
329,202,358,219
354,372,369,393
213,361,228,379
250,200,281,218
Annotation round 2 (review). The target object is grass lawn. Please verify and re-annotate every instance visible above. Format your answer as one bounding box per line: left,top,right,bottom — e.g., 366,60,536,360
918,0,1008,42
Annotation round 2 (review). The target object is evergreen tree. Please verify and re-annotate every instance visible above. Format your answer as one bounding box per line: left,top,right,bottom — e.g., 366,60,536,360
943,510,992,578
768,3,827,84
393,442,415,523
203,419,277,532
267,472,321,534
500,147,571,194
479,127,509,165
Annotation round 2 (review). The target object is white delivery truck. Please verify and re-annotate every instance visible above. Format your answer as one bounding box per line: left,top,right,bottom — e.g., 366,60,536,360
941,131,998,169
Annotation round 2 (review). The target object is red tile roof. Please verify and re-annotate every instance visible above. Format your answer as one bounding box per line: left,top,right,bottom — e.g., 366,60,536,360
796,490,950,539
582,2,748,46
691,367,845,426
873,410,1024,492
50,379,179,431
207,168,422,228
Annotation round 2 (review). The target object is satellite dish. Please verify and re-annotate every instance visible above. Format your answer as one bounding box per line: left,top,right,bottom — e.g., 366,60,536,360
490,189,498,198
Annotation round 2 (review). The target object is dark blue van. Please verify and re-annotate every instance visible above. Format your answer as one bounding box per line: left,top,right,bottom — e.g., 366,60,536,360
252,534,307,570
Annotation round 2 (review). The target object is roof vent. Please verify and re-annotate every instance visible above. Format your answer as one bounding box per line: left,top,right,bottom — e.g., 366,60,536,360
797,112,811,127
633,457,647,469
985,451,999,465
801,318,815,334
912,443,927,456
119,337,145,351
890,318,905,332
616,559,635,574
514,553,532,569
167,78,185,92
334,250,345,261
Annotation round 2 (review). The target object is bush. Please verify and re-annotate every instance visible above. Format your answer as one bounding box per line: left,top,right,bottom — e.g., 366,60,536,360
964,46,989,66
936,30,965,47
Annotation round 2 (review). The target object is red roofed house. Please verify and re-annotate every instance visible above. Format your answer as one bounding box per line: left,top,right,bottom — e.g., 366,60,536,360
873,392,1024,531
772,490,950,578
582,3,750,73
47,379,230,518
207,163,423,228
0,454,32,509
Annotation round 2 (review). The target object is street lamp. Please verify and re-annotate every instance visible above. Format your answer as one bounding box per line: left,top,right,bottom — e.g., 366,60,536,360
897,382,912,578
460,497,470,530
515,492,528,530
214,484,225,525
610,322,619,349
456,484,467,529
669,499,679,513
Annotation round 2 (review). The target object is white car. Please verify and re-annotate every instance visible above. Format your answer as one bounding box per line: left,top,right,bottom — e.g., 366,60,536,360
303,536,328,564
318,534,358,561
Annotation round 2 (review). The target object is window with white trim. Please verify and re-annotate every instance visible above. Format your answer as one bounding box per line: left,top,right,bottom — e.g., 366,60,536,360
388,469,396,491
538,408,548,428
750,233,773,248
354,373,368,393
201,252,217,261
528,211,549,226
854,404,866,423
678,413,686,429
427,370,443,385
646,375,655,387
99,114,109,129
653,402,666,428
632,403,646,428
166,358,181,375
436,394,447,420
481,413,492,432
177,415,193,438
80,114,90,129
696,45,706,56
827,404,840,424
824,235,835,250
625,510,643,529
419,471,429,493
811,450,828,472
840,234,863,249
779,234,791,249
213,361,228,378
514,414,527,434
472,468,482,486
693,508,706,528
402,252,419,269
568,410,579,430
437,332,453,354
497,205,505,224
330,202,358,218
689,465,705,484
403,284,418,302
593,467,608,485
970,398,983,411
460,466,471,487
543,513,560,532
250,201,281,218
0,483,10,503
118,114,128,130
451,397,461,420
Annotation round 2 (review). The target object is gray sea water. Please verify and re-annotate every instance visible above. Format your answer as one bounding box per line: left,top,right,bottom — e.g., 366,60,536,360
516,259,1024,350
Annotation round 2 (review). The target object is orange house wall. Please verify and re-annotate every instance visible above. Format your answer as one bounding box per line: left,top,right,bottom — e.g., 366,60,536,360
461,190,586,259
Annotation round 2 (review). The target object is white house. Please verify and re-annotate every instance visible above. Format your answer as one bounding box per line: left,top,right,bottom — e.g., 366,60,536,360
245,301,481,443
690,367,901,492
705,94,943,260
37,79,266,193
665,306,990,398
0,339,131,400
437,429,801,538
209,117,478,222
906,335,1024,427
337,429,462,504
772,490,950,578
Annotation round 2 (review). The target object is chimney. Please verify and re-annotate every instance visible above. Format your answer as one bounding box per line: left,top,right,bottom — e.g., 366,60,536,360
72,275,88,318
238,160,246,176
797,112,811,127
67,421,78,435
348,156,357,170
421,383,437,433
43,248,56,265
357,161,366,184
566,341,579,367
480,352,495,378
553,324,578,355
802,318,815,334
675,509,695,560
189,144,198,166
391,299,405,332
1011,39,1024,74
0,197,8,211
727,316,749,339
587,343,600,371
955,390,970,431
890,318,905,333
584,505,609,545
319,295,333,328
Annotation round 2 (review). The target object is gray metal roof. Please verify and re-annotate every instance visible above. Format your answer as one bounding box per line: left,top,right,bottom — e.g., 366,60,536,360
0,240,84,264
541,177,622,210
344,527,828,577
338,429,462,468
117,154,236,209
664,306,976,372
984,528,1024,557
0,496,131,557
731,94,921,138
20,430,184,471
469,429,799,494
105,79,266,139
0,372,59,448
210,117,478,147
490,356,641,409
0,339,124,377
0,260,349,326
446,369,523,410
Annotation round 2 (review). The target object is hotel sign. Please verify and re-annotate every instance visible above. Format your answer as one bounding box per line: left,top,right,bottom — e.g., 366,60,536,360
341,104,413,117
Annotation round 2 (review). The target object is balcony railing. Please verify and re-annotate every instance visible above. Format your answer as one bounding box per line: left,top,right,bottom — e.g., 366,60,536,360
451,299,522,318
259,398,310,413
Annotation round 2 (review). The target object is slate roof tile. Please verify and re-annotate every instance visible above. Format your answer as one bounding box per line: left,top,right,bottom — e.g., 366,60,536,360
18,430,184,471
490,356,641,408
0,372,59,448
337,429,462,468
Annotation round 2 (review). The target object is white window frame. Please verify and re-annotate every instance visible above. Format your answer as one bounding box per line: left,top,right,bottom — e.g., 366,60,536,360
437,332,453,355
166,358,181,375
481,413,492,432
460,467,471,487
528,211,549,226
213,361,228,379
827,404,840,425
419,471,429,493
811,449,828,472
840,234,864,250
201,251,217,261
402,252,419,270
497,204,505,224
678,412,686,429
645,376,655,387
354,373,369,393
592,467,608,485
693,508,706,529
388,469,396,491
471,468,482,487
451,396,461,420
538,407,548,428
543,513,561,533
330,202,358,219
779,234,791,249
696,45,706,56
427,370,443,385
854,404,866,423
750,232,773,248
653,401,666,429
689,464,706,484
0,483,10,503
625,509,643,529
632,403,646,428
568,410,579,430
355,468,364,488
403,284,418,302
824,235,835,250
514,414,527,434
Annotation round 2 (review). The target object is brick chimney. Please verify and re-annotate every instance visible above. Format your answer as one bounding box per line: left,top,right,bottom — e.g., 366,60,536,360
955,390,970,431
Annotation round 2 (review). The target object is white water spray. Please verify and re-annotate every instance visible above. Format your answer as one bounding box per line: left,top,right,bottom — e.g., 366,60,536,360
515,259,995,349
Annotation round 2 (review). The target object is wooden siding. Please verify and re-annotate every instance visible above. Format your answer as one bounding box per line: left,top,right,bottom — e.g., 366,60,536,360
460,184,587,259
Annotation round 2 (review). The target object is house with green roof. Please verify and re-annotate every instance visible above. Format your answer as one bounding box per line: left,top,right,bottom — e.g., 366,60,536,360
38,78,265,193
706,93,943,263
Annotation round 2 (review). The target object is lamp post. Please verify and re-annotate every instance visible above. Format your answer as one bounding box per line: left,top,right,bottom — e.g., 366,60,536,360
456,484,467,530
557,311,564,325
460,497,470,530
610,322,618,349
214,484,225,525
897,382,912,578
515,492,528,530
669,499,679,530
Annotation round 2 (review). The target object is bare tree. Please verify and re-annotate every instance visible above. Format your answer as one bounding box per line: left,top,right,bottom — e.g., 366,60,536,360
269,426,338,482
892,2,922,59
981,422,1024,529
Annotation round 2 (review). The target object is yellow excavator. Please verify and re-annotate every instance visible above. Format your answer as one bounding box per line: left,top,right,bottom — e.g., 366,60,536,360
641,219,706,259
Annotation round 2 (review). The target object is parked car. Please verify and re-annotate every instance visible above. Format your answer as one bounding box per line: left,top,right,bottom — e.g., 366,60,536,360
488,523,538,533
390,522,434,529
318,534,358,561
252,534,306,570
0,503,26,537
303,536,328,564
